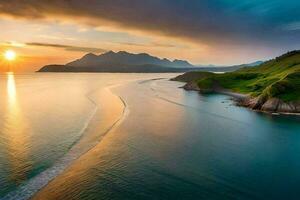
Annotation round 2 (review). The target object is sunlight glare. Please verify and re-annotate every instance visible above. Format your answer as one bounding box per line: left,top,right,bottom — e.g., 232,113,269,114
4,50,17,61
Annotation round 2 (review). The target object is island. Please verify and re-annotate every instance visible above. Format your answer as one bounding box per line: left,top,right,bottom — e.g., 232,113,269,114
37,51,261,73
172,50,300,114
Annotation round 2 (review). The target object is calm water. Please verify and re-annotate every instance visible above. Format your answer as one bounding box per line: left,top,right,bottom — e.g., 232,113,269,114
0,73,300,200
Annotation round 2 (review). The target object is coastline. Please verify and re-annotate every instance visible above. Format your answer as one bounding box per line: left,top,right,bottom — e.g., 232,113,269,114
4,76,299,200
181,81,300,116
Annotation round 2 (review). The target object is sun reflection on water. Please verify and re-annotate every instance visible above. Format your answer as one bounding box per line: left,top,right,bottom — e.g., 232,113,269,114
7,72,16,104
5,72,31,184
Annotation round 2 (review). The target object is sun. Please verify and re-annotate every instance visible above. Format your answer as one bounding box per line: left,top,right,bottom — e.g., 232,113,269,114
4,50,17,61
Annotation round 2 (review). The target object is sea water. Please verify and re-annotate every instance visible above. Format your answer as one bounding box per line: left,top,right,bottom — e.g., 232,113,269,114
1,73,300,200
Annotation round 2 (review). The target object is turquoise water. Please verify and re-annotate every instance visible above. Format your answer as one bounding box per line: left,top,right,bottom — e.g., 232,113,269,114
1,74,300,200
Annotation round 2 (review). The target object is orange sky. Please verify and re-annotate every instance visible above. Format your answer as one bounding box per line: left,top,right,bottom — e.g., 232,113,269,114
0,1,297,72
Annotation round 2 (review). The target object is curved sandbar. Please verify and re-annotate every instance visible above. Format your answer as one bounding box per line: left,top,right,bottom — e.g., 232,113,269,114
3,84,127,200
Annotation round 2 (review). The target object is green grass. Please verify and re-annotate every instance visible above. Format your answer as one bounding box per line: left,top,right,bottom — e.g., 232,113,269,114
181,51,300,102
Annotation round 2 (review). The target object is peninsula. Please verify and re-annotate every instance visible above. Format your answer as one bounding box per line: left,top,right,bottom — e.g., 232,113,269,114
172,51,300,114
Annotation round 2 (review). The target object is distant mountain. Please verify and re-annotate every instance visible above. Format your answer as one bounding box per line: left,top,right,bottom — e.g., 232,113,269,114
243,61,264,67
67,51,194,68
38,50,262,73
195,61,263,72
38,51,197,73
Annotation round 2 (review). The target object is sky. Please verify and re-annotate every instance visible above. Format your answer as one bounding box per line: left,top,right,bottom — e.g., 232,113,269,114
0,0,300,71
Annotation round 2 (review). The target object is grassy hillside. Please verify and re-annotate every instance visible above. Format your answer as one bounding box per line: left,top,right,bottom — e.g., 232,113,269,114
175,51,300,102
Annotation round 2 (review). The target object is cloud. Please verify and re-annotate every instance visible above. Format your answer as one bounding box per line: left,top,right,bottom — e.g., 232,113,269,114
1,0,299,47
26,42,106,53
1,41,26,48
38,34,76,41
0,1,232,45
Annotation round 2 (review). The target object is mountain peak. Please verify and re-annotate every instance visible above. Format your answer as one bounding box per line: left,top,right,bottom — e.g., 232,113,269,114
82,53,97,58
138,52,151,56
103,50,115,55
118,50,130,54
67,50,194,69
172,59,193,67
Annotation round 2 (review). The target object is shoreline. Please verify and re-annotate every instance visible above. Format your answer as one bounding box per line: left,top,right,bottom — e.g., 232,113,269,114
181,81,300,116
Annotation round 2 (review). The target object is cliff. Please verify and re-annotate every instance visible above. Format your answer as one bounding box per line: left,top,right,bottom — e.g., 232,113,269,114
172,51,300,114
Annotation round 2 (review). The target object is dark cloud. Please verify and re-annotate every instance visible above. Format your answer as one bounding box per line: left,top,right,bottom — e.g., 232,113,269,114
26,42,106,53
0,0,300,50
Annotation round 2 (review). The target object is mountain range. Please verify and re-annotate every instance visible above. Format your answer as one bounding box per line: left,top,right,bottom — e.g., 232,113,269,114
38,51,262,73
67,51,194,68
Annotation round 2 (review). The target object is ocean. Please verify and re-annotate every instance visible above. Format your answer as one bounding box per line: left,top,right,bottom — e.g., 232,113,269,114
0,73,300,200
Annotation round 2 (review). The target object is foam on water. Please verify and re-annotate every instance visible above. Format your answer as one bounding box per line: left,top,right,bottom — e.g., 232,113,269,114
1,85,127,200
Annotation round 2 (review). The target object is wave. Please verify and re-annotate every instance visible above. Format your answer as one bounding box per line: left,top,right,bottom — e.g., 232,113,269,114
1,85,128,200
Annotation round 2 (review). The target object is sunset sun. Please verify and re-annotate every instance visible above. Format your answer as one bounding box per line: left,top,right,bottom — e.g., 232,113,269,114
4,50,17,61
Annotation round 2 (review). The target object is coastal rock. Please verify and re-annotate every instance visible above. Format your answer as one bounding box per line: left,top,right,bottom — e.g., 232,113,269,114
277,101,300,113
182,82,300,114
183,82,216,93
241,97,300,113
183,82,201,91
261,98,281,112
237,97,262,110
